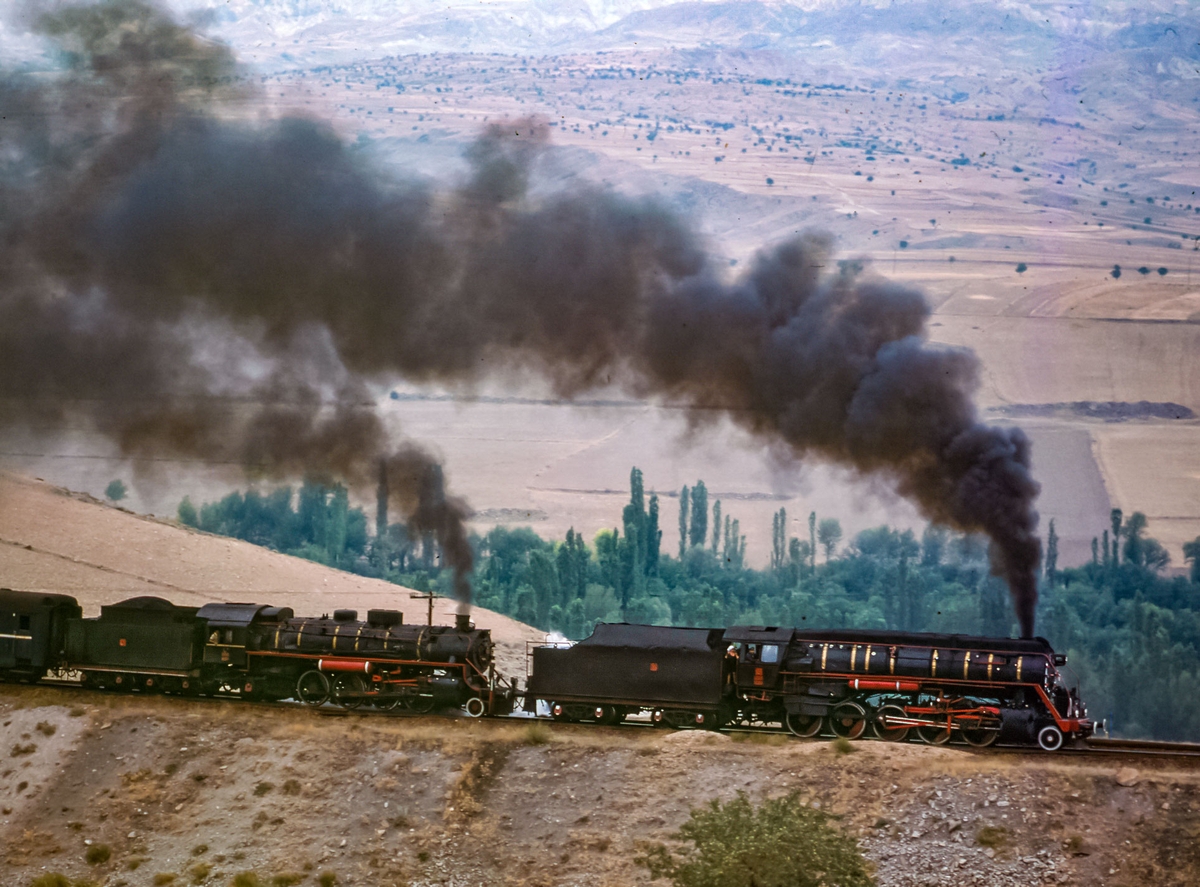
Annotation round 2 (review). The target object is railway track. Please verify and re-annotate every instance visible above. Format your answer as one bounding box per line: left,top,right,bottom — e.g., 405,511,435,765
10,681,1200,758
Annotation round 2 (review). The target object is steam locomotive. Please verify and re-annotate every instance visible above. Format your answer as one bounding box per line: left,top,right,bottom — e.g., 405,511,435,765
0,588,513,716
2,587,1094,749
525,623,1095,750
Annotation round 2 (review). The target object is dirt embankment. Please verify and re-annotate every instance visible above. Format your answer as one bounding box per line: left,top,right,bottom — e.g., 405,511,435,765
3,686,1199,887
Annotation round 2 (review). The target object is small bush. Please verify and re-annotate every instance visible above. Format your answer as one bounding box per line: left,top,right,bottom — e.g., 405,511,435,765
522,722,551,745
152,875,177,886
30,874,72,887
281,779,301,796
637,792,874,887
192,844,209,856
126,856,147,870
69,707,87,717
188,861,212,884
86,843,113,865
1015,262,1027,273
730,732,786,746
318,874,338,887
271,875,303,887
231,874,262,887
35,721,57,737
976,825,1008,849
11,743,37,757
253,782,274,796
831,736,857,755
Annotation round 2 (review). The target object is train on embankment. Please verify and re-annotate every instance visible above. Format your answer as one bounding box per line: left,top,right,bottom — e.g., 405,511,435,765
1,588,1095,750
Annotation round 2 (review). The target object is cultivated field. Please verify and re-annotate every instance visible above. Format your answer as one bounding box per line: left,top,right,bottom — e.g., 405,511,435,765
4,11,1199,567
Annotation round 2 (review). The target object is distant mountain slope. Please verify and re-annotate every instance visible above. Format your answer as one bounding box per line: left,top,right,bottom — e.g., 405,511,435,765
185,0,1198,66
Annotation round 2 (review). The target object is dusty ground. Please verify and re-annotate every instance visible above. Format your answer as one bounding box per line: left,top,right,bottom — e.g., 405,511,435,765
2,684,1199,887
0,473,541,681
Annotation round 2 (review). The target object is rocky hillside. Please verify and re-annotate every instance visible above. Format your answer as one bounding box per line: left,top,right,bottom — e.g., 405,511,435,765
1,686,1198,887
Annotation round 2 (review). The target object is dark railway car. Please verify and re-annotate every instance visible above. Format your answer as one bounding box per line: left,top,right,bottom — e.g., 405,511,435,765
524,623,732,727
0,588,81,681
66,596,207,693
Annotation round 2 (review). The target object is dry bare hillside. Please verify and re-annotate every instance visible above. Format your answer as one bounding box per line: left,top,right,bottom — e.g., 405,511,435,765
2,687,1200,887
0,472,541,679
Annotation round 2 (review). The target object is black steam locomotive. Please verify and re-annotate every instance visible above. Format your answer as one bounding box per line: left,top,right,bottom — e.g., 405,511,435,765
3,587,1094,749
0,588,512,716
525,623,1095,750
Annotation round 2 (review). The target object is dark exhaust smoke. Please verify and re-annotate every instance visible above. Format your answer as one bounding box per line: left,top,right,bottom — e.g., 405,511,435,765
0,1,1040,633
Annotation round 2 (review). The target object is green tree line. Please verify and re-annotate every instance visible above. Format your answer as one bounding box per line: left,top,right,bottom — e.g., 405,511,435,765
179,470,1200,740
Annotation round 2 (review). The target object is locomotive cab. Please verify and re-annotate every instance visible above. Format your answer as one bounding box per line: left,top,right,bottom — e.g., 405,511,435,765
724,626,794,694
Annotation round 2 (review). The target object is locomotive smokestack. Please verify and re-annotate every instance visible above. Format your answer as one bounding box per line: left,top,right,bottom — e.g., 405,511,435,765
0,1,1039,634
455,613,471,632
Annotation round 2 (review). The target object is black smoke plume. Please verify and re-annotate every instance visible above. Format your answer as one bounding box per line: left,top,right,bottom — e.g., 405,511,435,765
0,1,1040,632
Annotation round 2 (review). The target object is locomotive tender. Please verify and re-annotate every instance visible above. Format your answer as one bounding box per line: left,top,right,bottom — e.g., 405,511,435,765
3,587,1094,749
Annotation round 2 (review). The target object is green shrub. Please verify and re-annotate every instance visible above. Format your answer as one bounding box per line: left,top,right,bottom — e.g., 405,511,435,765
281,778,302,796
30,875,72,887
637,792,874,887
831,736,857,755
522,722,551,745
271,875,303,887
35,721,57,736
976,825,1008,849
317,874,338,887
231,874,262,887
253,782,274,796
152,875,177,886
85,843,113,865
189,861,213,884
192,844,209,857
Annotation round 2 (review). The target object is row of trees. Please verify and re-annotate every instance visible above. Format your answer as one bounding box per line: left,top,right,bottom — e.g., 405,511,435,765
179,468,1200,740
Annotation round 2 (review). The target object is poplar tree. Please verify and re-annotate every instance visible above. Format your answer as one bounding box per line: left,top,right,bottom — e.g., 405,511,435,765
646,494,662,575
678,485,690,559
690,481,708,549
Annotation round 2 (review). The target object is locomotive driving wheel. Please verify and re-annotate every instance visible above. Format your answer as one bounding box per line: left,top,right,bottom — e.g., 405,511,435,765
829,702,868,740
296,670,330,706
373,694,403,712
331,674,366,710
961,725,1001,748
872,704,911,742
403,693,436,714
916,720,953,745
785,711,823,738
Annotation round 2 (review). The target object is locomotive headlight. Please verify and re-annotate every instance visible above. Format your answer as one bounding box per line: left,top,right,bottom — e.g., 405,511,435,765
552,703,564,717
695,713,705,725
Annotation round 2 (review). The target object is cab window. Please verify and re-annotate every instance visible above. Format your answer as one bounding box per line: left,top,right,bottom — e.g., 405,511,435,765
761,644,779,664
